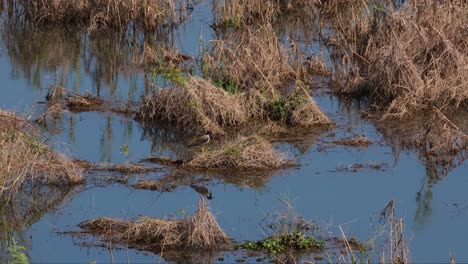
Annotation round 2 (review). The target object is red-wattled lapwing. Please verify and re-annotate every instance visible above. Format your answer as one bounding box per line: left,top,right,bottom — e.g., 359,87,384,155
188,131,213,150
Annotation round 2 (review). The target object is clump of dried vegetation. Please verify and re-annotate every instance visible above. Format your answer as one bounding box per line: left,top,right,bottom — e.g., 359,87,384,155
241,198,325,256
186,135,294,170
202,24,295,94
136,23,331,170
212,0,315,27
4,0,192,32
37,85,137,124
0,110,83,198
328,0,467,119
79,196,229,251
331,136,372,147
137,26,332,132
137,76,247,135
137,75,330,136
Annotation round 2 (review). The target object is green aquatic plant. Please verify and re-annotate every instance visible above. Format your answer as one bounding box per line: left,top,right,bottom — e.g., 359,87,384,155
214,79,240,94
151,66,187,87
271,97,287,121
221,15,241,29
242,232,324,254
6,238,29,264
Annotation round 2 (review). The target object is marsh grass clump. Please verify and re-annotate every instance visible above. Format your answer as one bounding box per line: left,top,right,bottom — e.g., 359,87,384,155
186,135,294,170
265,82,332,127
5,0,191,33
0,110,83,198
242,197,324,255
212,0,315,27
365,1,467,118
137,76,247,135
285,83,331,127
202,24,295,94
79,196,229,250
331,0,468,119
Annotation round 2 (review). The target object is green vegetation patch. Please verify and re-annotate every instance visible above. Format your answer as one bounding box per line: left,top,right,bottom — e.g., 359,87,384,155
242,232,324,254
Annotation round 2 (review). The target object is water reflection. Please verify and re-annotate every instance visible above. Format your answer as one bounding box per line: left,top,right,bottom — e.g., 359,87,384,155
1,17,175,97
0,184,83,260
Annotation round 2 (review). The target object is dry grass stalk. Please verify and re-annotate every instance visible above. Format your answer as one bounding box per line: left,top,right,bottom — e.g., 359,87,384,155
6,0,191,33
80,196,229,250
378,200,409,264
0,111,83,198
186,135,294,170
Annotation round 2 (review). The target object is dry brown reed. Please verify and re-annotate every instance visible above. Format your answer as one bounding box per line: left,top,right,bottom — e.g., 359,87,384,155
378,200,409,264
0,110,83,198
137,76,247,135
80,196,229,250
329,0,468,119
5,0,191,32
202,24,295,95
186,135,294,170
213,0,315,26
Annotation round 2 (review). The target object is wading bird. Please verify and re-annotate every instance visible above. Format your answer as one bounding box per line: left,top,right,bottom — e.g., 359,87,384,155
188,131,213,147
190,184,213,200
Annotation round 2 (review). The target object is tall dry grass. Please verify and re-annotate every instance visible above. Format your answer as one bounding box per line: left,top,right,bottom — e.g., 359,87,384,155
329,0,468,119
137,76,247,135
202,24,295,95
4,0,192,32
0,111,83,199
212,0,315,26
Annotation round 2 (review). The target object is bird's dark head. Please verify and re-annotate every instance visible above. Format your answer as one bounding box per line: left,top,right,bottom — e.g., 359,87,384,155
207,192,213,200
206,131,213,137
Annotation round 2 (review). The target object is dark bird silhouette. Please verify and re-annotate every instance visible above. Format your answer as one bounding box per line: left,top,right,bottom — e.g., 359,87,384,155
188,131,213,147
190,184,213,200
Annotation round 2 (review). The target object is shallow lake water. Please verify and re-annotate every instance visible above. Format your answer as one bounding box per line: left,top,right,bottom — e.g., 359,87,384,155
1,1,468,263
